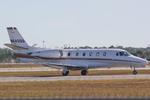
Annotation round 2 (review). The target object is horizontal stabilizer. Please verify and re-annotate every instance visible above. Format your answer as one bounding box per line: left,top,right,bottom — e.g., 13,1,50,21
4,43,28,50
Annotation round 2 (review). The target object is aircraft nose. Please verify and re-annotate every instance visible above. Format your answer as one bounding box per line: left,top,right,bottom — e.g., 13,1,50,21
133,56,148,65
139,58,148,65
144,59,149,65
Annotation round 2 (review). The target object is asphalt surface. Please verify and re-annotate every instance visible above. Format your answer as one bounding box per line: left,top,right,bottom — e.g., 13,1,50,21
0,74,150,82
0,66,149,82
0,67,150,72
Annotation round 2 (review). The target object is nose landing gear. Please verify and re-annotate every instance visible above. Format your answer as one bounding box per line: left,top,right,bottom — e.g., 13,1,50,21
133,69,138,75
81,70,88,75
131,66,138,75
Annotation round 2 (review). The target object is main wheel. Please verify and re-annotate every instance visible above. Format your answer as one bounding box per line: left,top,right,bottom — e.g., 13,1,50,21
81,70,88,76
132,70,138,75
62,70,69,76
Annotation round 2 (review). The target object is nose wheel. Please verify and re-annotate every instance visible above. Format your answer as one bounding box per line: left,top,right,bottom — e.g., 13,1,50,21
133,70,138,75
131,66,138,75
81,70,88,75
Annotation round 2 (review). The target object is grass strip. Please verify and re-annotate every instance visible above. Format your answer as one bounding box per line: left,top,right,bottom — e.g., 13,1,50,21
0,79,150,97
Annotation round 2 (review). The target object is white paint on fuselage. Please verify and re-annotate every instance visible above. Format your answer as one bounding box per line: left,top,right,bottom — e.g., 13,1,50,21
6,27,148,71
17,49,148,70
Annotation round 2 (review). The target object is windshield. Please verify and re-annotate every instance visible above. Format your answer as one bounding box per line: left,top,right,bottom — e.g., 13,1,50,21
116,51,131,56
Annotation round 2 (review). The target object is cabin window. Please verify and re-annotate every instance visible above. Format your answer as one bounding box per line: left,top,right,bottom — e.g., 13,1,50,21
89,52,93,56
103,52,107,56
96,52,100,56
59,50,63,56
116,53,119,56
76,52,79,56
68,52,71,56
83,52,86,56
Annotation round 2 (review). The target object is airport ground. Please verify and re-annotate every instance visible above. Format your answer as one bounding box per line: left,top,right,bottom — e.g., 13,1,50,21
0,63,150,76
1,69,150,77
0,79,150,97
0,63,150,98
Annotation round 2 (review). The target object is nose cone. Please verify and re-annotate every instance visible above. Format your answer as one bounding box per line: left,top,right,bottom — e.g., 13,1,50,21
142,59,149,65
130,55,149,67
136,57,148,65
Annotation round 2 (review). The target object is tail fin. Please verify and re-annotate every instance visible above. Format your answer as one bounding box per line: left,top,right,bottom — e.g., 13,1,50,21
7,27,29,48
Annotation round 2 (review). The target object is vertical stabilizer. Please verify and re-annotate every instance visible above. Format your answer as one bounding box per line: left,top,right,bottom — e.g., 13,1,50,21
7,27,29,48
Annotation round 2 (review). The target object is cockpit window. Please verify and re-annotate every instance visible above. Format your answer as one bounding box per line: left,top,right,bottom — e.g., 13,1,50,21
116,51,130,56
123,52,130,56
119,52,124,56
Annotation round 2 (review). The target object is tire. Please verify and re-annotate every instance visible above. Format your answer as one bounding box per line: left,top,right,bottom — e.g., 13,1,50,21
62,71,69,76
133,70,138,75
81,70,88,76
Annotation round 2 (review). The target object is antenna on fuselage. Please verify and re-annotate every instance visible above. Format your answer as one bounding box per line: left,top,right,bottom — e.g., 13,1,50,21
32,44,37,47
42,40,46,48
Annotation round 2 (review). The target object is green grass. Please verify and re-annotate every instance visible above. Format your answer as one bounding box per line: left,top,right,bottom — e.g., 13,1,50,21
0,79,150,97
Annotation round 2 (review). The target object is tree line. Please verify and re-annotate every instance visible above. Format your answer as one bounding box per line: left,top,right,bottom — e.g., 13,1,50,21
0,48,15,63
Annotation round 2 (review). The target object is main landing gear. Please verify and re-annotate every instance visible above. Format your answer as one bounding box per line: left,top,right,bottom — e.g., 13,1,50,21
81,70,88,76
62,69,88,76
62,70,69,76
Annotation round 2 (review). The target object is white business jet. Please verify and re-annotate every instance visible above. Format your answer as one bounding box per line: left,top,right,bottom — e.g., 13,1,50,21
5,27,148,76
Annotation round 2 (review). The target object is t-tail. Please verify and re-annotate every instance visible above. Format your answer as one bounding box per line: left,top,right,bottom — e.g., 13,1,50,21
5,27,30,50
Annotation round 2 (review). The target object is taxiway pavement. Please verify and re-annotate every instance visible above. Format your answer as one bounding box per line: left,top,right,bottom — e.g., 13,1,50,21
0,74,150,82
0,67,150,72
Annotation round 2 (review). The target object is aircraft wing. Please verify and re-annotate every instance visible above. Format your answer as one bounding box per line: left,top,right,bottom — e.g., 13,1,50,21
42,62,87,70
24,56,111,70
39,61,111,70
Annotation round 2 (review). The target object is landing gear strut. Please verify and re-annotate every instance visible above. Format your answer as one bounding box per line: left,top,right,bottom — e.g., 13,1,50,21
62,70,69,76
81,70,88,76
132,66,138,75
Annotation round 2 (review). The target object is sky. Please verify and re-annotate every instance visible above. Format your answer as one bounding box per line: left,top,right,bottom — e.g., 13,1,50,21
0,0,150,48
